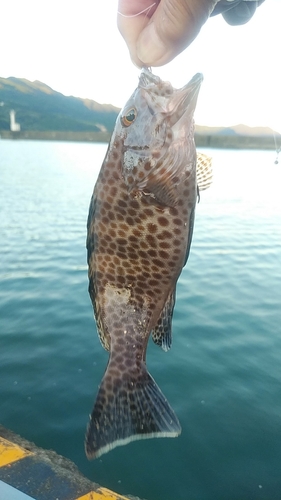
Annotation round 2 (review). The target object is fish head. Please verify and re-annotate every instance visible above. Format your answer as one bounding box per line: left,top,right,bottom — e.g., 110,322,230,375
112,68,203,205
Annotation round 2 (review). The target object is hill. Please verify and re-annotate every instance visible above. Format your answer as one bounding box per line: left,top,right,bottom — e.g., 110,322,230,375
0,76,279,149
0,77,120,132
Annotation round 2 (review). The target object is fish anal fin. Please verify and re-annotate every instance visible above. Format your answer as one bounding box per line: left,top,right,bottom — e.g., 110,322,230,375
85,361,181,459
196,152,213,191
152,290,176,351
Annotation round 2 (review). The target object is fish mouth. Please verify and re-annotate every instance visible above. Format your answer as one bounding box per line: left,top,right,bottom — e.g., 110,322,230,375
138,68,203,127
168,73,203,127
181,73,203,102
139,67,161,88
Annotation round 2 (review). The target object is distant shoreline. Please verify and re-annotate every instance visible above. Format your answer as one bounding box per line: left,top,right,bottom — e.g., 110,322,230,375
0,129,277,150
0,130,111,143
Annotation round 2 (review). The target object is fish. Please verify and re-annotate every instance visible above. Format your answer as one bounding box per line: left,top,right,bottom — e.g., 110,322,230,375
85,68,212,459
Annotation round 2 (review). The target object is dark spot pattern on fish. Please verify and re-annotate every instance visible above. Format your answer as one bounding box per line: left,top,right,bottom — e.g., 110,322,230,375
85,68,212,459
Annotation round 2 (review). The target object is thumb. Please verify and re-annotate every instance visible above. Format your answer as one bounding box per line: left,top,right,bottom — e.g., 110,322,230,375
137,0,218,66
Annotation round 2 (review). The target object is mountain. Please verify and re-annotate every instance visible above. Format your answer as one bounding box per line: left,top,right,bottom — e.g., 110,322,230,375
0,77,120,132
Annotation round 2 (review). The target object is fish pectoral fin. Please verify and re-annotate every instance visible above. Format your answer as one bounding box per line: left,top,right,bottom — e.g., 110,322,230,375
85,361,181,460
132,149,185,207
152,290,176,351
196,152,213,191
144,172,179,206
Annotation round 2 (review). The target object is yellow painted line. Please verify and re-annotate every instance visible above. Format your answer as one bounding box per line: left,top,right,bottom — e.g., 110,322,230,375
0,437,33,467
76,486,131,500
0,436,131,500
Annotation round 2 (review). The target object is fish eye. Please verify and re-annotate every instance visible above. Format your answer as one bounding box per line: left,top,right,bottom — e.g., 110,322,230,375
121,107,137,127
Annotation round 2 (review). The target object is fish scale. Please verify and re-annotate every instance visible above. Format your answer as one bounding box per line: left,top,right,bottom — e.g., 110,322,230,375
85,68,212,459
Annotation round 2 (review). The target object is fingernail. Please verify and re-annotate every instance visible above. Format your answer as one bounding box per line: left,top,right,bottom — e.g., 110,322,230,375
137,23,166,65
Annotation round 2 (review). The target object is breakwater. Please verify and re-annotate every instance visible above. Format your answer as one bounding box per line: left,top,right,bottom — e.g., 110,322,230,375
0,129,277,149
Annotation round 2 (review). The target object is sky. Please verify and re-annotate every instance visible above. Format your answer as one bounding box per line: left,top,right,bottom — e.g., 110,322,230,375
1,0,280,132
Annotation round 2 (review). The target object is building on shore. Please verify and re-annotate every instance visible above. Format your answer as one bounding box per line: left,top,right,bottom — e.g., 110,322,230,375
10,110,21,132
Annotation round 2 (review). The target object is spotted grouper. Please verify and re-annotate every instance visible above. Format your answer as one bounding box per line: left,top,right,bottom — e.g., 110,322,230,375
85,68,212,459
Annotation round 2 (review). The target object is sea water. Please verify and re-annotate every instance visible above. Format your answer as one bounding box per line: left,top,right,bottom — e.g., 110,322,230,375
0,140,281,500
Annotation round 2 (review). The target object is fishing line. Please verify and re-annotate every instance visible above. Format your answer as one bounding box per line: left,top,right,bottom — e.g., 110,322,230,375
273,130,281,164
117,2,156,18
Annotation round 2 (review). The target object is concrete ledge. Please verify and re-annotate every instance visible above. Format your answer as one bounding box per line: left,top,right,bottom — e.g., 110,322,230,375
0,425,143,500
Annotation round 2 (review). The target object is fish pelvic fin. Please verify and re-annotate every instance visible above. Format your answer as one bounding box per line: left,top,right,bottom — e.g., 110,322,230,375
85,361,181,459
152,290,176,351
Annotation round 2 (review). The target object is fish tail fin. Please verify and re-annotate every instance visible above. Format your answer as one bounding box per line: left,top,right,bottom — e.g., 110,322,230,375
85,362,181,459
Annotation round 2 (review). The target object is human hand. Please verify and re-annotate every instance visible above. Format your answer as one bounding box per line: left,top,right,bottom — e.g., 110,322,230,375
117,0,218,67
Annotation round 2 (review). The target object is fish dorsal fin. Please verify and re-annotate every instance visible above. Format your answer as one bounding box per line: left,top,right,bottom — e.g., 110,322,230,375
152,290,176,351
196,152,213,191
